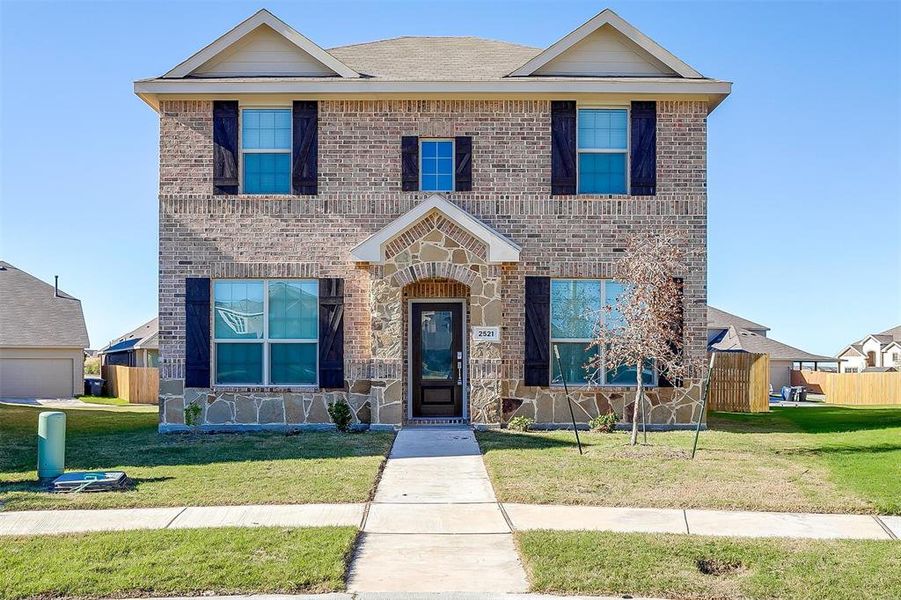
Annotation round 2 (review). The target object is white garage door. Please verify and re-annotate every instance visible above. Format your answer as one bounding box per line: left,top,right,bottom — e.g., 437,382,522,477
0,358,74,398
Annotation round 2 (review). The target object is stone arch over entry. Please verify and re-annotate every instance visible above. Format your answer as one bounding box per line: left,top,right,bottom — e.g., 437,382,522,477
356,199,511,425
392,261,479,288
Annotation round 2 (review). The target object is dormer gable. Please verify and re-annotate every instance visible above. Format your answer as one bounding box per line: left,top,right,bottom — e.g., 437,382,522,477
510,8,702,78
163,9,358,79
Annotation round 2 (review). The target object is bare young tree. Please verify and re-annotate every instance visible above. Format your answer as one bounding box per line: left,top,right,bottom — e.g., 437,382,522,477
589,231,694,446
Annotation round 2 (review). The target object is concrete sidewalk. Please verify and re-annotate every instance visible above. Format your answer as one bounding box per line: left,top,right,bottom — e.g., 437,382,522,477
145,595,665,600
2,500,898,541
0,503,364,536
504,504,898,540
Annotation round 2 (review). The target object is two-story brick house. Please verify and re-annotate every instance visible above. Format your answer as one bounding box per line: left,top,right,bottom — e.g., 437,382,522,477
135,8,730,431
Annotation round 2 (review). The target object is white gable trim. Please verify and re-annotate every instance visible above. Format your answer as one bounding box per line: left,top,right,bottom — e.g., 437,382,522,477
838,345,865,358
164,9,358,79
860,334,889,348
350,195,521,264
509,9,702,79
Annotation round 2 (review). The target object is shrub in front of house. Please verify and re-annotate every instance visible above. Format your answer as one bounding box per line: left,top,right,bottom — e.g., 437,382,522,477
507,416,535,432
589,411,618,433
328,399,353,432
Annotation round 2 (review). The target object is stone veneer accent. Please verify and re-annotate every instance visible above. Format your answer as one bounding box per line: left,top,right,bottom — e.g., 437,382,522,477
157,99,708,431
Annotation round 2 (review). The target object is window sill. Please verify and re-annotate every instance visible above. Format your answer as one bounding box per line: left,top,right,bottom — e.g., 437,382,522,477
549,383,657,390
234,194,311,199
212,385,321,393
553,193,637,199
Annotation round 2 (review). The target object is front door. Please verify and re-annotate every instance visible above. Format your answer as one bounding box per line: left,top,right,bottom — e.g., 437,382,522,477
411,302,464,418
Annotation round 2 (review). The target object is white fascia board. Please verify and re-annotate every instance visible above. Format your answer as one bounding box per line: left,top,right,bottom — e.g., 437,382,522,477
135,78,731,94
509,9,703,79
860,334,887,347
350,195,521,264
134,77,732,111
163,9,358,79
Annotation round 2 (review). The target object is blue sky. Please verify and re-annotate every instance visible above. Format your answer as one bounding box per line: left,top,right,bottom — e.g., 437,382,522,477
1,1,898,356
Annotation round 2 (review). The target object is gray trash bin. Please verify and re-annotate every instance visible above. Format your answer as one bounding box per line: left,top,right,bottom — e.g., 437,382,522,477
87,378,104,396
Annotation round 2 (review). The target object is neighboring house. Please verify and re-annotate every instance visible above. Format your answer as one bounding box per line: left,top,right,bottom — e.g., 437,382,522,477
135,9,732,431
837,326,901,373
707,306,834,391
99,318,159,368
0,262,90,398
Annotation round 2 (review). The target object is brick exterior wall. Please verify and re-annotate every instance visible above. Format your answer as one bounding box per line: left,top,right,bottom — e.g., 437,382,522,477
157,98,708,431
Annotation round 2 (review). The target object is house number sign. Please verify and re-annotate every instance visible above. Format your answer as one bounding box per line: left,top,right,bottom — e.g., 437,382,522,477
472,326,501,343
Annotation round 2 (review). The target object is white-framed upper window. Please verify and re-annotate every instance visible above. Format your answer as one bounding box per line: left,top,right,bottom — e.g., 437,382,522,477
550,278,655,386
420,139,454,192
242,108,292,194
213,279,318,386
577,108,628,194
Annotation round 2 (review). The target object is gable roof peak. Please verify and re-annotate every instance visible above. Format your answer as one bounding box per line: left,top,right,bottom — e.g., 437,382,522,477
350,194,520,264
509,7,703,79
163,8,359,79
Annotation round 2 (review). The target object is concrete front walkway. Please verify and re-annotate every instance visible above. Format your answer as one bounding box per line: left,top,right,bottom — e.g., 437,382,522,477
346,427,529,594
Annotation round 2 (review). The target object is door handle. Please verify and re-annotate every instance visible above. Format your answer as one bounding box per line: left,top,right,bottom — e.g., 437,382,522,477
456,352,463,384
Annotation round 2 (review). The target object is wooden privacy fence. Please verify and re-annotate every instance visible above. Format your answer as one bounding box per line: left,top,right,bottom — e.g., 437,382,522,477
792,370,901,406
707,352,770,413
102,365,159,404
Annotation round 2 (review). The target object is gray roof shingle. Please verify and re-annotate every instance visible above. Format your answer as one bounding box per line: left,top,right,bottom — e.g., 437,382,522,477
709,326,834,362
707,306,769,332
328,37,541,80
0,261,90,348
99,317,159,354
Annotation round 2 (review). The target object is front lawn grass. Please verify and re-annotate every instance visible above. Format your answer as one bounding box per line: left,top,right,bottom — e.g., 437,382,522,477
1,526,356,599
517,530,901,600
479,406,901,514
77,395,133,406
0,404,394,511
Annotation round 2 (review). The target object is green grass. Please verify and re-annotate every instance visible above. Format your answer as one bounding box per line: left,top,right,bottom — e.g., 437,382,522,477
0,404,394,511
77,395,133,406
1,526,357,599
479,406,901,514
517,530,901,600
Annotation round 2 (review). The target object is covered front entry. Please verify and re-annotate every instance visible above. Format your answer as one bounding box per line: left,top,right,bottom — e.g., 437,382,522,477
410,301,464,418
351,194,521,426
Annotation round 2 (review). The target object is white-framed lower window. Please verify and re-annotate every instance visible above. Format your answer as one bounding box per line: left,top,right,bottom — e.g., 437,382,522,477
845,367,858,374
577,107,629,194
213,279,318,386
241,108,292,194
420,138,454,192
550,278,655,386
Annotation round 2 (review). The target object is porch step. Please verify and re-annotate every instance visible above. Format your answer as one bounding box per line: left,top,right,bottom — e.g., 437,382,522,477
406,417,468,426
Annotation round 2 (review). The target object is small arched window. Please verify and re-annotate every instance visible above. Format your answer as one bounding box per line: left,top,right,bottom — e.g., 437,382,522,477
866,351,877,367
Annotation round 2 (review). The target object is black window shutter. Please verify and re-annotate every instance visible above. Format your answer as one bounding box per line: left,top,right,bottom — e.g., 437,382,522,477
212,101,239,195
292,101,318,195
401,136,419,191
659,277,684,388
454,136,472,192
551,101,577,196
185,278,211,388
630,101,657,196
524,276,551,386
318,278,345,389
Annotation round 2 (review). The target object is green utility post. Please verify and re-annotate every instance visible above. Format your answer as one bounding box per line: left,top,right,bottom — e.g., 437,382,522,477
37,411,66,479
